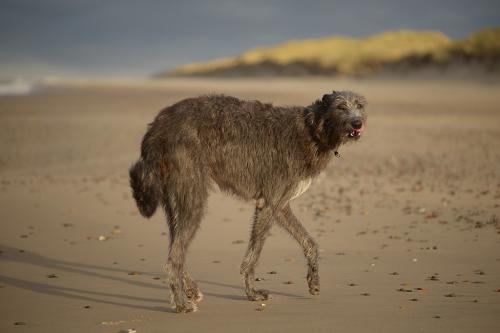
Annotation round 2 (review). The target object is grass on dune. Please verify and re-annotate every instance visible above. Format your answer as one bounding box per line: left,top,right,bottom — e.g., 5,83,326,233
450,28,500,62
171,28,500,76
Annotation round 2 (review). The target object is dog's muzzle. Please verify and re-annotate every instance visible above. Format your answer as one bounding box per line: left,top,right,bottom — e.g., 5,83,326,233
347,118,364,138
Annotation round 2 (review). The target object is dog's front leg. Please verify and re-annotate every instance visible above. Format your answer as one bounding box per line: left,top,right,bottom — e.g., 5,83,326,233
276,204,320,295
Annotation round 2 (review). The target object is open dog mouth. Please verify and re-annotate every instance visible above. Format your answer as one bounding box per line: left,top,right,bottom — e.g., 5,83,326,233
347,127,363,138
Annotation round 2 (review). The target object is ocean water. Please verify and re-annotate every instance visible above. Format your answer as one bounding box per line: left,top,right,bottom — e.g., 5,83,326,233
0,78,41,96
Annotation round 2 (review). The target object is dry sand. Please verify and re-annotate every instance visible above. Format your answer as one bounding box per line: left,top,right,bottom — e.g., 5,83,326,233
0,77,499,332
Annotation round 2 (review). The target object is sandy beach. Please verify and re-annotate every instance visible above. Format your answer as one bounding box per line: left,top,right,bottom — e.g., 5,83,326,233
0,77,499,332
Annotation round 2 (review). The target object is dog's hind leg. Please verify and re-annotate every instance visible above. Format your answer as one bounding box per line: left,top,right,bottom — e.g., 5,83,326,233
240,203,274,301
163,170,207,313
276,204,320,295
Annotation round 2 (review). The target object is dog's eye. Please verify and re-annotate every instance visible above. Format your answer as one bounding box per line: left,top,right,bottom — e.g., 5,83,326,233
337,103,348,111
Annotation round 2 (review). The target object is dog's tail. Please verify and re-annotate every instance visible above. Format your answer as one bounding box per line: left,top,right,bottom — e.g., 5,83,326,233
129,158,160,218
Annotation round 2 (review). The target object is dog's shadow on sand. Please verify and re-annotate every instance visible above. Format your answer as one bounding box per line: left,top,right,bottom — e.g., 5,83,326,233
0,244,303,312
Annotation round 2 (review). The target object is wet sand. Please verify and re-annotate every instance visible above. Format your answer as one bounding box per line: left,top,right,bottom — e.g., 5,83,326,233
0,77,499,332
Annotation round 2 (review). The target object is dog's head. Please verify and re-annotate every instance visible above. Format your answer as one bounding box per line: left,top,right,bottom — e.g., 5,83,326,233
320,90,367,144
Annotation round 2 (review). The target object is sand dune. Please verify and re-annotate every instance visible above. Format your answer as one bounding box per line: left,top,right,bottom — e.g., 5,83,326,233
0,77,499,332
167,28,500,77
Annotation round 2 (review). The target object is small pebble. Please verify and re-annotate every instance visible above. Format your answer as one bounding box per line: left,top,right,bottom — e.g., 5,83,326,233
267,271,277,275
46,274,58,278
361,292,370,296
128,271,141,276
255,303,266,311
397,288,413,292
14,322,26,326
409,298,418,302
283,280,294,285
83,305,91,309
111,227,122,235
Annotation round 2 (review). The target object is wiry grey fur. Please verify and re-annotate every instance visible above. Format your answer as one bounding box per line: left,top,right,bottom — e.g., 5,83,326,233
129,90,367,312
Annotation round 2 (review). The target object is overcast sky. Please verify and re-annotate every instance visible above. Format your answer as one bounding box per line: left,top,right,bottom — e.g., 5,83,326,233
1,0,499,79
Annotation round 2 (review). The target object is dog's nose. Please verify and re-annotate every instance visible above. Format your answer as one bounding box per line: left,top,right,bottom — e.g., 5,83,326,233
351,119,363,129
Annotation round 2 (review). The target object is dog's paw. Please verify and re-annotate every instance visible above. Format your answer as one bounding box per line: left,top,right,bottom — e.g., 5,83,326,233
173,301,198,313
307,270,320,295
192,291,204,303
247,289,272,301
185,288,204,303
309,285,320,295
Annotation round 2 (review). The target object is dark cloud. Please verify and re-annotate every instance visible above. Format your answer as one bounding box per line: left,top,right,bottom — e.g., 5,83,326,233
1,0,499,78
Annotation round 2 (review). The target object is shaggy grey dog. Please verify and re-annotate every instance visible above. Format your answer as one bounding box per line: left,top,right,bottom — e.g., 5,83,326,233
130,90,367,312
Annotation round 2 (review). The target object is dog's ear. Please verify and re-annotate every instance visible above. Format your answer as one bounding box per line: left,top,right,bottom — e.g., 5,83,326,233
322,93,335,108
